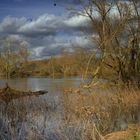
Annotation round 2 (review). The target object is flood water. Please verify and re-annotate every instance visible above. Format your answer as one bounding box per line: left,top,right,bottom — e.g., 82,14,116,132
0,78,81,140
0,77,81,92
0,78,138,139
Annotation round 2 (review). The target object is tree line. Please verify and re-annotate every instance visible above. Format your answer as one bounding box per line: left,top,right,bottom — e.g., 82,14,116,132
0,38,28,78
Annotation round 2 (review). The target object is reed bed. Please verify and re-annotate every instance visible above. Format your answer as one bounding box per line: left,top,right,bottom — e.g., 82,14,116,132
0,87,140,140
61,87,140,135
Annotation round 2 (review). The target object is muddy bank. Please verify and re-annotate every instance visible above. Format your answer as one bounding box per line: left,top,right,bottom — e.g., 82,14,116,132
0,83,48,103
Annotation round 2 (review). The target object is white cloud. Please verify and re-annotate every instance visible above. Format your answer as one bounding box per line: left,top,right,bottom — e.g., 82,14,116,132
0,16,26,33
74,36,90,46
18,14,64,35
64,15,90,28
0,13,91,36
0,13,92,59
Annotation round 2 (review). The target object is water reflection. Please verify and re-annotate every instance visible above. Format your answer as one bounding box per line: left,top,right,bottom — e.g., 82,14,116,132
0,77,80,91
0,78,81,139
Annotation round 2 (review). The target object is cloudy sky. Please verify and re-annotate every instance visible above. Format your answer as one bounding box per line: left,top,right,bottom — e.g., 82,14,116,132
0,0,92,60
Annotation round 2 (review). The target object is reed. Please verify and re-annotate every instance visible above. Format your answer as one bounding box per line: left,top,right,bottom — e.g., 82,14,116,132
61,87,140,135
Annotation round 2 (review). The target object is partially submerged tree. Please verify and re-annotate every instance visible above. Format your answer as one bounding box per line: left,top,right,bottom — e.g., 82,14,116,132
0,38,29,78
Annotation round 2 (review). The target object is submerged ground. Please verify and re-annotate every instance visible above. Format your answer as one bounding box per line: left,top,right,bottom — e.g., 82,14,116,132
0,78,140,140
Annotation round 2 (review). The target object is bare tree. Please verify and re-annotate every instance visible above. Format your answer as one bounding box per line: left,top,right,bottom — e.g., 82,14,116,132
0,39,29,78
73,0,140,86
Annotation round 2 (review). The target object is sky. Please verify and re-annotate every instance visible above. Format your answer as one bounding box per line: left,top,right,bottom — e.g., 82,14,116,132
0,0,91,60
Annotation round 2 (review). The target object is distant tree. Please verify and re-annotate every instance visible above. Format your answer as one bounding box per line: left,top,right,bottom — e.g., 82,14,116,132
0,39,29,78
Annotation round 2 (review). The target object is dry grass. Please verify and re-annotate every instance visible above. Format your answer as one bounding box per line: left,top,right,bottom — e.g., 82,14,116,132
61,87,140,135
104,124,140,140
0,96,48,140
0,88,105,140
0,86,140,140
104,130,138,140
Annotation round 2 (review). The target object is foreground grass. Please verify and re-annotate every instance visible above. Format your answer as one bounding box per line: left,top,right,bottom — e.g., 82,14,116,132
0,86,140,140
62,87,140,139
104,124,140,140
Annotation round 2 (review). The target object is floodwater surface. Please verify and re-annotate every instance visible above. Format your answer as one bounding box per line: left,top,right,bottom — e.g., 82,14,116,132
0,78,81,139
0,77,80,91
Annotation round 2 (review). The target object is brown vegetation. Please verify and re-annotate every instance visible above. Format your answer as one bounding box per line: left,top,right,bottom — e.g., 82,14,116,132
0,41,28,78
70,0,140,87
1,0,140,139
105,124,140,140
61,87,140,136
13,48,96,78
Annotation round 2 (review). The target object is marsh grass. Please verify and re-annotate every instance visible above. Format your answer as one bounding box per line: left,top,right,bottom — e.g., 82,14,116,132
61,87,140,135
0,96,49,140
0,86,140,140
0,88,105,140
